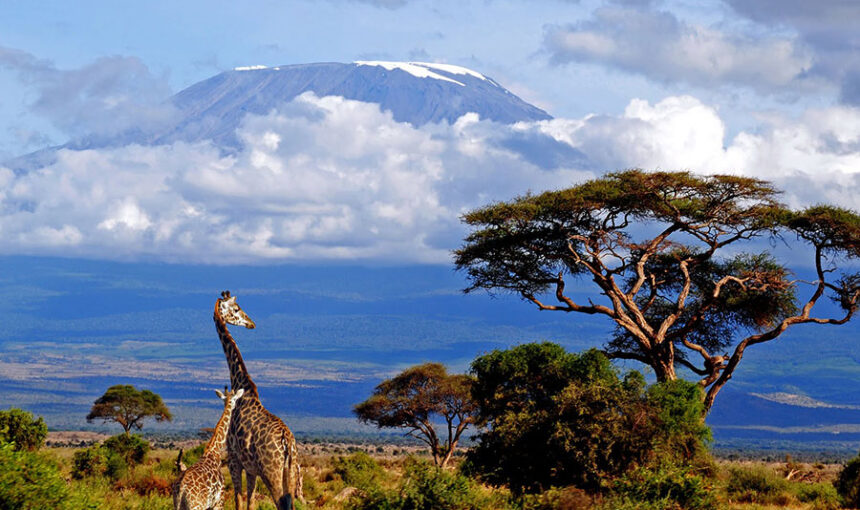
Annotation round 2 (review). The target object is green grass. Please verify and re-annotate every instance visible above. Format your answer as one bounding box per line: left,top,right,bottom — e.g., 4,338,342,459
3,446,847,510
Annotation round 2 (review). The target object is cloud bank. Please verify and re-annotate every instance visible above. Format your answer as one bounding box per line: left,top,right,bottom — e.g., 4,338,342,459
0,46,176,142
1,91,858,264
544,7,816,94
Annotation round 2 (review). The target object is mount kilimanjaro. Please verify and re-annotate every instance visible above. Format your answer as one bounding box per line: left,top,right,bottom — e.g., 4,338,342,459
6,61,555,171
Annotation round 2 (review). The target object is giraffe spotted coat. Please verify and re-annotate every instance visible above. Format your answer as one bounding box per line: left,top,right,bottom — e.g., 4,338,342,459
214,291,302,510
172,388,244,510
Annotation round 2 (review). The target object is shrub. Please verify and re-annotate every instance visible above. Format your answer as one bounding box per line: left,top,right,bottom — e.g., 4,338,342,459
611,464,717,510
103,451,129,481
397,459,500,509
519,487,595,510
725,465,792,505
836,453,860,508
72,445,106,479
0,408,47,451
467,344,713,494
128,473,173,496
646,380,712,466
351,458,505,510
103,433,149,466
0,441,69,509
792,482,840,510
332,451,386,490
71,439,135,481
181,443,205,467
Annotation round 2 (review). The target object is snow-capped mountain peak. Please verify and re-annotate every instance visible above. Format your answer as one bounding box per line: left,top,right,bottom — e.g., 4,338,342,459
5,61,552,170
353,61,498,88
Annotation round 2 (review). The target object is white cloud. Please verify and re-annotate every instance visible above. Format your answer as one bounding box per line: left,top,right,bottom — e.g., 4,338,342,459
0,92,856,264
723,0,860,104
0,93,586,263
0,46,176,140
530,96,860,209
544,7,817,95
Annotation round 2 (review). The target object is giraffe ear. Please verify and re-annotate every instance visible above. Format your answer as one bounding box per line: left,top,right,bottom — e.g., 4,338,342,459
234,388,245,400
215,389,226,400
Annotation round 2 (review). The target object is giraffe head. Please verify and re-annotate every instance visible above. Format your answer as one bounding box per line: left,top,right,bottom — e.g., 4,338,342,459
217,290,256,329
214,386,245,407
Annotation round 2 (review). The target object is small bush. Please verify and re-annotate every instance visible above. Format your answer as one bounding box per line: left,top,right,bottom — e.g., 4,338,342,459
103,433,149,466
725,465,792,505
0,408,47,451
792,482,840,510
72,445,106,479
103,451,129,481
180,443,206,467
611,464,717,510
837,453,860,508
519,487,595,510
130,473,173,496
332,451,386,490
0,441,69,509
351,458,506,510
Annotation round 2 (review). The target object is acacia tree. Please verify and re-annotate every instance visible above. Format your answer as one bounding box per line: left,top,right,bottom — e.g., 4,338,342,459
354,363,476,467
455,170,859,412
86,384,172,435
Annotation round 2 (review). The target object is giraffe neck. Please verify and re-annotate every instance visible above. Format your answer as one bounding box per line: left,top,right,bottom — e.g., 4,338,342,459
204,398,238,457
214,304,260,399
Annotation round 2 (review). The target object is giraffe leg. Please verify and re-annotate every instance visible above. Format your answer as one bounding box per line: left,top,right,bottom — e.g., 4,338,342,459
269,468,294,510
228,461,243,510
246,473,258,510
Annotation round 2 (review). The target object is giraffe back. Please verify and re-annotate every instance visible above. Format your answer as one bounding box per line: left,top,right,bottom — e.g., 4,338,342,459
172,455,225,510
227,398,297,480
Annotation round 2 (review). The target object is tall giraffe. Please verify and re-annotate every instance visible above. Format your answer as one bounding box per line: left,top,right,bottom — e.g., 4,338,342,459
214,290,301,510
172,387,245,510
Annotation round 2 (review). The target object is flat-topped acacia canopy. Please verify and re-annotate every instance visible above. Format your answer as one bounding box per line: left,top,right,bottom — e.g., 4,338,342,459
456,170,859,412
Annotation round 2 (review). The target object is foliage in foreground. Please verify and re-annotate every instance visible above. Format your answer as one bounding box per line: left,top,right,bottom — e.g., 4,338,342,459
836,450,860,508
72,433,150,481
466,343,711,495
0,407,47,451
0,441,68,510
725,464,840,509
607,464,717,510
349,457,506,510
1,437,851,510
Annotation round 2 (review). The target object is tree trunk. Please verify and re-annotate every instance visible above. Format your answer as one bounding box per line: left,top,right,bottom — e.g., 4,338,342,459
652,358,677,382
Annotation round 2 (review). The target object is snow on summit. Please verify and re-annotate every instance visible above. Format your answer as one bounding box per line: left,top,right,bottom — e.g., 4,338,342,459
354,61,494,87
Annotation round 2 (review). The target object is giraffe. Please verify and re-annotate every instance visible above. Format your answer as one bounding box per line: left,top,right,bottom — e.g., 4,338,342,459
172,387,245,510
214,290,302,510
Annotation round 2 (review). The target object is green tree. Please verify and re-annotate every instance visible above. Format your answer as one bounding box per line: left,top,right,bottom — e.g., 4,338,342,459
456,170,859,411
0,408,47,451
466,343,710,495
86,384,172,435
354,363,476,468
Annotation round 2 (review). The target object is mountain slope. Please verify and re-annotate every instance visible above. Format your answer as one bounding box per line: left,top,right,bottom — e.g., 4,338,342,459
160,62,551,149
4,61,552,171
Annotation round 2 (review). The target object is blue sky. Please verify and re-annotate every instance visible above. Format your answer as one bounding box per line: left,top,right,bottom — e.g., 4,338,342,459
0,0,858,263
0,1,857,434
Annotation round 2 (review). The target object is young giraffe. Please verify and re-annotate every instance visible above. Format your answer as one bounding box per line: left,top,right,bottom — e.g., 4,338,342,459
214,290,302,510
172,387,245,510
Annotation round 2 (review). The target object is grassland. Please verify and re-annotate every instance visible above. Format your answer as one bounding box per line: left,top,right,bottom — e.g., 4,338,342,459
31,438,854,510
